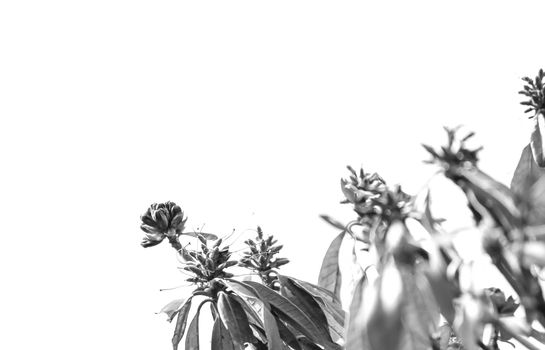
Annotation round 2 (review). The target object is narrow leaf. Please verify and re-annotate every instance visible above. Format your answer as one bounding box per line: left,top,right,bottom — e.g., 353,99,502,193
531,115,545,167
172,297,193,350
212,316,235,350
218,292,255,349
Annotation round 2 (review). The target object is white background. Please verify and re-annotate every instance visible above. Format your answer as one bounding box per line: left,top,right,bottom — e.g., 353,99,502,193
1,1,544,349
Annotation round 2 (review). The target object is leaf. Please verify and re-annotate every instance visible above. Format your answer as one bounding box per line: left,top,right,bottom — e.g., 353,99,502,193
217,292,255,349
345,276,368,350
158,298,186,323
185,308,200,350
275,319,302,350
461,167,522,232
172,297,193,350
212,316,235,350
366,260,404,350
287,277,345,327
531,115,545,167
317,232,345,300
511,144,545,225
243,281,331,347
278,276,333,341
319,215,346,231
183,232,218,240
263,301,284,350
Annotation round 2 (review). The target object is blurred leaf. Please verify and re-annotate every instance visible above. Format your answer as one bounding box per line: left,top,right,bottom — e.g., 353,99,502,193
531,116,545,167
511,145,545,225
158,298,186,323
346,276,368,350
320,215,346,231
218,292,256,349
172,297,193,350
318,232,345,300
522,241,545,267
212,316,235,350
366,261,404,350
452,294,488,350
460,167,522,233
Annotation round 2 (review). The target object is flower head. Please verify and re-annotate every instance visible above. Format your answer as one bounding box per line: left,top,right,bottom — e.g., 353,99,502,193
520,69,545,118
140,202,188,247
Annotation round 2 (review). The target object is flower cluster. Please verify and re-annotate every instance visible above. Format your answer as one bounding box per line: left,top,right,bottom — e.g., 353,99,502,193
340,166,387,217
179,235,236,285
239,227,289,290
140,201,188,248
139,201,216,250
422,126,482,171
520,69,545,118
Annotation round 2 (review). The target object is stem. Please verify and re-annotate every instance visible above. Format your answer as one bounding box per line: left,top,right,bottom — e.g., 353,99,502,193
168,236,183,252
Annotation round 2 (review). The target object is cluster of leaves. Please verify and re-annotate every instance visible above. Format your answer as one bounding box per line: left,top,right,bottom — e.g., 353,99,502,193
316,69,545,350
139,209,345,350
239,227,289,290
179,236,236,285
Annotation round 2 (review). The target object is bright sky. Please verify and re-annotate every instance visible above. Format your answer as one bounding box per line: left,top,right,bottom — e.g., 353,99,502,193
2,1,545,349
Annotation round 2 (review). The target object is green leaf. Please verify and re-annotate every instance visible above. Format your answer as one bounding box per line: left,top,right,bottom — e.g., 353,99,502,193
217,292,255,349
212,316,235,350
243,281,330,347
172,297,193,350
317,232,345,300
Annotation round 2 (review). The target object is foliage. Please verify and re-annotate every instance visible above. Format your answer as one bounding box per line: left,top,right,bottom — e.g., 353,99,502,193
142,69,545,350
139,212,345,349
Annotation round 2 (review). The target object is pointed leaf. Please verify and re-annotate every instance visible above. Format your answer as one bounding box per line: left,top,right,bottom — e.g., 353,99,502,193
278,276,332,342
185,310,200,350
243,281,330,347
212,316,235,350
218,292,255,349
172,297,193,350
317,232,345,299
531,115,545,167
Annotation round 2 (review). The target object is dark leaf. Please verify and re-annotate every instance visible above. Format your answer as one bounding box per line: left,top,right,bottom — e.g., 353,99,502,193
212,316,235,350
275,319,301,350
278,276,333,342
243,281,330,347
217,292,255,349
